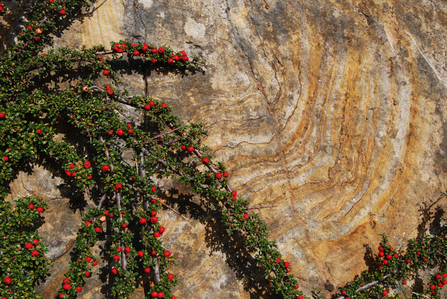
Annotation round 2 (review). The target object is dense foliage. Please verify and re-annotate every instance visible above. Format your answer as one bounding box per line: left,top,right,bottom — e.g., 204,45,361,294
0,0,446,299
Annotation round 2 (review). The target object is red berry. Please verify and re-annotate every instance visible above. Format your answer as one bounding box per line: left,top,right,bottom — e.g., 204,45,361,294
443,274,447,278
437,274,442,280
406,259,411,264
158,47,164,53
151,211,157,216
151,291,158,298
139,218,146,224
113,255,120,261
35,28,43,34
438,283,443,288
378,246,384,251
85,221,92,226
151,48,157,53
108,130,113,136
84,161,91,168
393,253,398,258
103,70,110,76
95,227,101,233
149,101,155,106
341,291,346,295
168,273,174,280
187,146,194,152
25,242,33,249
232,190,237,196
144,104,150,110
111,268,118,274
59,9,66,15
430,285,436,290
158,292,164,298
102,165,110,172
121,223,127,228
378,252,384,257
144,268,151,273
183,56,189,62
93,261,98,266
383,260,388,265
423,258,428,262
150,217,158,224
36,207,44,213
164,250,171,258
33,239,39,245
117,129,123,136
59,294,64,298
0,112,4,118
76,286,82,292
223,172,229,178
64,278,70,284
159,227,165,233
86,257,92,263
36,129,41,134
386,254,392,260
85,271,90,277
168,58,174,64
138,251,144,257
383,290,388,296
98,55,103,61
28,204,34,209
161,103,167,108
63,283,71,290
115,184,122,191
107,89,114,95
151,186,156,192
3,277,11,285
2,156,8,161
416,251,421,255
284,262,290,268
443,280,447,285
154,232,160,238
216,173,223,179
133,50,139,56
202,157,209,164
151,58,157,63
275,258,281,263
31,250,39,257
151,251,157,255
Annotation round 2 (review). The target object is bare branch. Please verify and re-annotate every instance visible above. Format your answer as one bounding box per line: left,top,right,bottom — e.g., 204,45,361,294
247,205,277,210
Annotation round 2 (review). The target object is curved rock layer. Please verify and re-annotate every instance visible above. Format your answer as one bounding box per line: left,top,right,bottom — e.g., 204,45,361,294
3,0,447,298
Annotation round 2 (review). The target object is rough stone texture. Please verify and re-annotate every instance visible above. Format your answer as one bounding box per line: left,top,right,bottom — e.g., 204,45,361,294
2,0,447,298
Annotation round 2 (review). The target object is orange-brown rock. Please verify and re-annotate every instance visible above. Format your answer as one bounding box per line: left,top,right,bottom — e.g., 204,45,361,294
3,0,447,298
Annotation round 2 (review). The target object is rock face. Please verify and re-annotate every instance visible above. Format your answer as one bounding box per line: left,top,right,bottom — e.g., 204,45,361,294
3,0,447,298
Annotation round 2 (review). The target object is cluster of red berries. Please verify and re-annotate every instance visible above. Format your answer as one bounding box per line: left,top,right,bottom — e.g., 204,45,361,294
378,245,399,265
28,203,45,213
64,160,92,179
428,273,447,294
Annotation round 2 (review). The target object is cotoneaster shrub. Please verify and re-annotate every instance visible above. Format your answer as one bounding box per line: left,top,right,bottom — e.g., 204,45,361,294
0,1,446,299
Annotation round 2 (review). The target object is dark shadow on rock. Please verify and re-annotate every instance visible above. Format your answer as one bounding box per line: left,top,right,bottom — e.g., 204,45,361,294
158,187,278,299
363,244,380,274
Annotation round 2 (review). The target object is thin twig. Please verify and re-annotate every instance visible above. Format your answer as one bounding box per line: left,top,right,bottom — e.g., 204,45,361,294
247,205,277,210
149,195,189,221
150,125,185,140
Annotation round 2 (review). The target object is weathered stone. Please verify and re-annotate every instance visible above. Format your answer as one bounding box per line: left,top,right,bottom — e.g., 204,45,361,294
3,0,447,298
